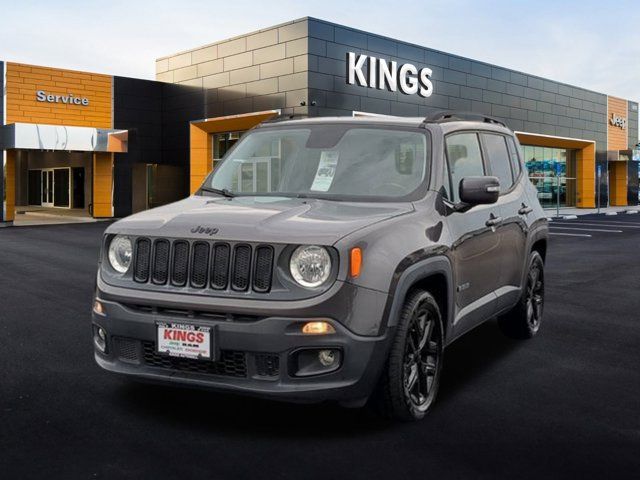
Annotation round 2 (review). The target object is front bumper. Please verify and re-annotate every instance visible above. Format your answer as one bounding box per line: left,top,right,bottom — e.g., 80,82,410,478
92,298,392,404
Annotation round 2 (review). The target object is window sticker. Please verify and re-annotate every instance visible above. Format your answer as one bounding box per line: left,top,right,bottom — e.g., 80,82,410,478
310,151,339,192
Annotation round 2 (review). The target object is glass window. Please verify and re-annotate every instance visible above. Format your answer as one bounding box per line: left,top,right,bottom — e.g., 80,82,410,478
445,132,485,202
204,126,430,201
482,133,513,192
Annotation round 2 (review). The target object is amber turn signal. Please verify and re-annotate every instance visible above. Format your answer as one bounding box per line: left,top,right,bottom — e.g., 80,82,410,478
350,247,362,278
301,321,336,335
93,300,104,315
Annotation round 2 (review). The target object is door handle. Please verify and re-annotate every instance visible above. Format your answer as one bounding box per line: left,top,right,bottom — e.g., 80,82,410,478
518,203,533,215
485,215,503,227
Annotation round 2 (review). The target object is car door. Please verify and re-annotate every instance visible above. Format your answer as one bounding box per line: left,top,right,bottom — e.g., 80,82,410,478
444,131,502,336
480,132,528,313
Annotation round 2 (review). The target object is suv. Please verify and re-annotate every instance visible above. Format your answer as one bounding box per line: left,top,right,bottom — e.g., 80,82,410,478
93,112,548,421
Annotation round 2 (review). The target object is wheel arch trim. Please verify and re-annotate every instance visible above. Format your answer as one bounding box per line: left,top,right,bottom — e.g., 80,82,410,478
383,253,454,342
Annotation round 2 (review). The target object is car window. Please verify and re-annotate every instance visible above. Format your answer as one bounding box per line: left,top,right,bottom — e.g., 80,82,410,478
445,132,485,203
482,133,513,192
506,136,522,178
205,126,430,201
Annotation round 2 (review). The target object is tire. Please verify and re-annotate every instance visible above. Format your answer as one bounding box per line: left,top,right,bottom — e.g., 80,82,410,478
374,289,444,421
498,250,545,339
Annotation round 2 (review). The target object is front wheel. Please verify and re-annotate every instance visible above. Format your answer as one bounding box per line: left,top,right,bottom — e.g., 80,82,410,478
373,290,444,421
498,250,545,339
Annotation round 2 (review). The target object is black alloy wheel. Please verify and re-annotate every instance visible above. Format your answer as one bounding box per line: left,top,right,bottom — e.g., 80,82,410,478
403,302,442,410
374,290,444,421
498,250,545,339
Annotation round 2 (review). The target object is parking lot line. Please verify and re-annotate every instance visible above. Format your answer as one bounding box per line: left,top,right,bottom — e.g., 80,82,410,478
549,226,622,233
551,222,640,229
549,232,592,237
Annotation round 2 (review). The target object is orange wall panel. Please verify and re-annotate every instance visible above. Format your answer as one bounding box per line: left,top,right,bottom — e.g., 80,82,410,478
5,63,112,128
93,153,114,218
609,161,628,206
607,96,629,151
190,125,212,193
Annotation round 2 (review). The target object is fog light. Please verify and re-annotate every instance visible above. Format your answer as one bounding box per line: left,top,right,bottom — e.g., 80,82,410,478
292,348,342,377
93,300,104,315
301,321,335,335
318,349,337,367
93,325,107,353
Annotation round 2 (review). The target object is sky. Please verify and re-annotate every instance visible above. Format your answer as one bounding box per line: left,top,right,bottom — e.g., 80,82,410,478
0,0,639,101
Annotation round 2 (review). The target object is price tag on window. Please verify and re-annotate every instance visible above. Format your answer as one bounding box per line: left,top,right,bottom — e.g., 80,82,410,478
311,151,339,192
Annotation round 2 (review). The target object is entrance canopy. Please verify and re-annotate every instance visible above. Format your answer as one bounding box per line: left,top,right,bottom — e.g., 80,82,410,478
191,110,280,134
0,123,128,153
515,131,596,208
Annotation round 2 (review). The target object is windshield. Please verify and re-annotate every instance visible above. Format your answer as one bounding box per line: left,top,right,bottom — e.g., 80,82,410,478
201,125,430,201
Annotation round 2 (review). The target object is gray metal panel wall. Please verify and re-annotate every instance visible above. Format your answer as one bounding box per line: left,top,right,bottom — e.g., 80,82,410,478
161,82,205,167
306,18,613,155
156,18,312,118
628,101,639,147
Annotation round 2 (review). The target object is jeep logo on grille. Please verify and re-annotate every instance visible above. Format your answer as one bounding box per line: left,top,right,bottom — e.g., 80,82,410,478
191,226,219,236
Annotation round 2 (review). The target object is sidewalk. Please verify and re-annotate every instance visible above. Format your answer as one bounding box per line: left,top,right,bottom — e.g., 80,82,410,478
12,207,105,226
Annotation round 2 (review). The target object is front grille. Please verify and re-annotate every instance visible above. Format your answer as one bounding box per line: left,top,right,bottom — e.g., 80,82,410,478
114,337,140,363
131,238,273,294
142,342,247,377
211,243,231,290
171,241,189,286
231,245,252,291
253,246,274,292
134,239,151,283
190,242,210,288
255,353,280,378
152,240,170,284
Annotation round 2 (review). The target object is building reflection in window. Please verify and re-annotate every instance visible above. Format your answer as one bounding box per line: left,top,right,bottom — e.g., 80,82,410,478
522,145,576,208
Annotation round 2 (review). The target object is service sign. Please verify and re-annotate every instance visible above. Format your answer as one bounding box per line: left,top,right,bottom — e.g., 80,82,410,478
157,322,211,360
347,52,434,98
36,90,89,106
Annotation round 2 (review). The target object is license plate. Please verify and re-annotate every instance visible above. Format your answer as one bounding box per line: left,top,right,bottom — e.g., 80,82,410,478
156,322,212,360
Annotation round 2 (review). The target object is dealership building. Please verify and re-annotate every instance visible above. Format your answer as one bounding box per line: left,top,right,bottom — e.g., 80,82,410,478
1,17,638,225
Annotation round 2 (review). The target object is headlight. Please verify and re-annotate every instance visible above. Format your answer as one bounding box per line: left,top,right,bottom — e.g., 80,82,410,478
108,235,133,273
289,245,332,288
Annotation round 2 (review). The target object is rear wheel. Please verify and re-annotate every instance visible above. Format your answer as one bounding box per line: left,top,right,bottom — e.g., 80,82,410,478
498,250,545,339
374,290,444,421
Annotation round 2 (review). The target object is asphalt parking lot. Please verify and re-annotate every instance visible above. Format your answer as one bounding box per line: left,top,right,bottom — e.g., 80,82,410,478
1,214,639,479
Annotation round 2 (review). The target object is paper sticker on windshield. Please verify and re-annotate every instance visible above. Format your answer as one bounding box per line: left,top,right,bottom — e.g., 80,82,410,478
311,151,339,192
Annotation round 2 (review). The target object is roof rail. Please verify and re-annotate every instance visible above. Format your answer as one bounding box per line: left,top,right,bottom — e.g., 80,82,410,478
423,110,506,127
262,113,308,124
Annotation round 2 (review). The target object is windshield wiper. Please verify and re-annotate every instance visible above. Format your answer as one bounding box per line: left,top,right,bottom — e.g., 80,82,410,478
200,186,235,198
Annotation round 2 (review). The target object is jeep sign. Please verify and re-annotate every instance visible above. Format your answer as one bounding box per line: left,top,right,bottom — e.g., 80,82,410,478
346,52,434,98
610,113,627,130
36,90,89,106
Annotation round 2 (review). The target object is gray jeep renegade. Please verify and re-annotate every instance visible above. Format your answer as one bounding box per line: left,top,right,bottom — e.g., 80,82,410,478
93,111,548,421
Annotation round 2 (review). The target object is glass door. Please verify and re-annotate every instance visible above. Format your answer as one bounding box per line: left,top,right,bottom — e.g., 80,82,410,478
41,170,54,207
40,168,71,208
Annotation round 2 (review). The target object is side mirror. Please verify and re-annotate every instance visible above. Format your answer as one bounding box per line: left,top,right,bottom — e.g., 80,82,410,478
459,176,500,205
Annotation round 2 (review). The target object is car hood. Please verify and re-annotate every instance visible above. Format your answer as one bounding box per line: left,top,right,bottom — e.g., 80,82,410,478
106,195,414,245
